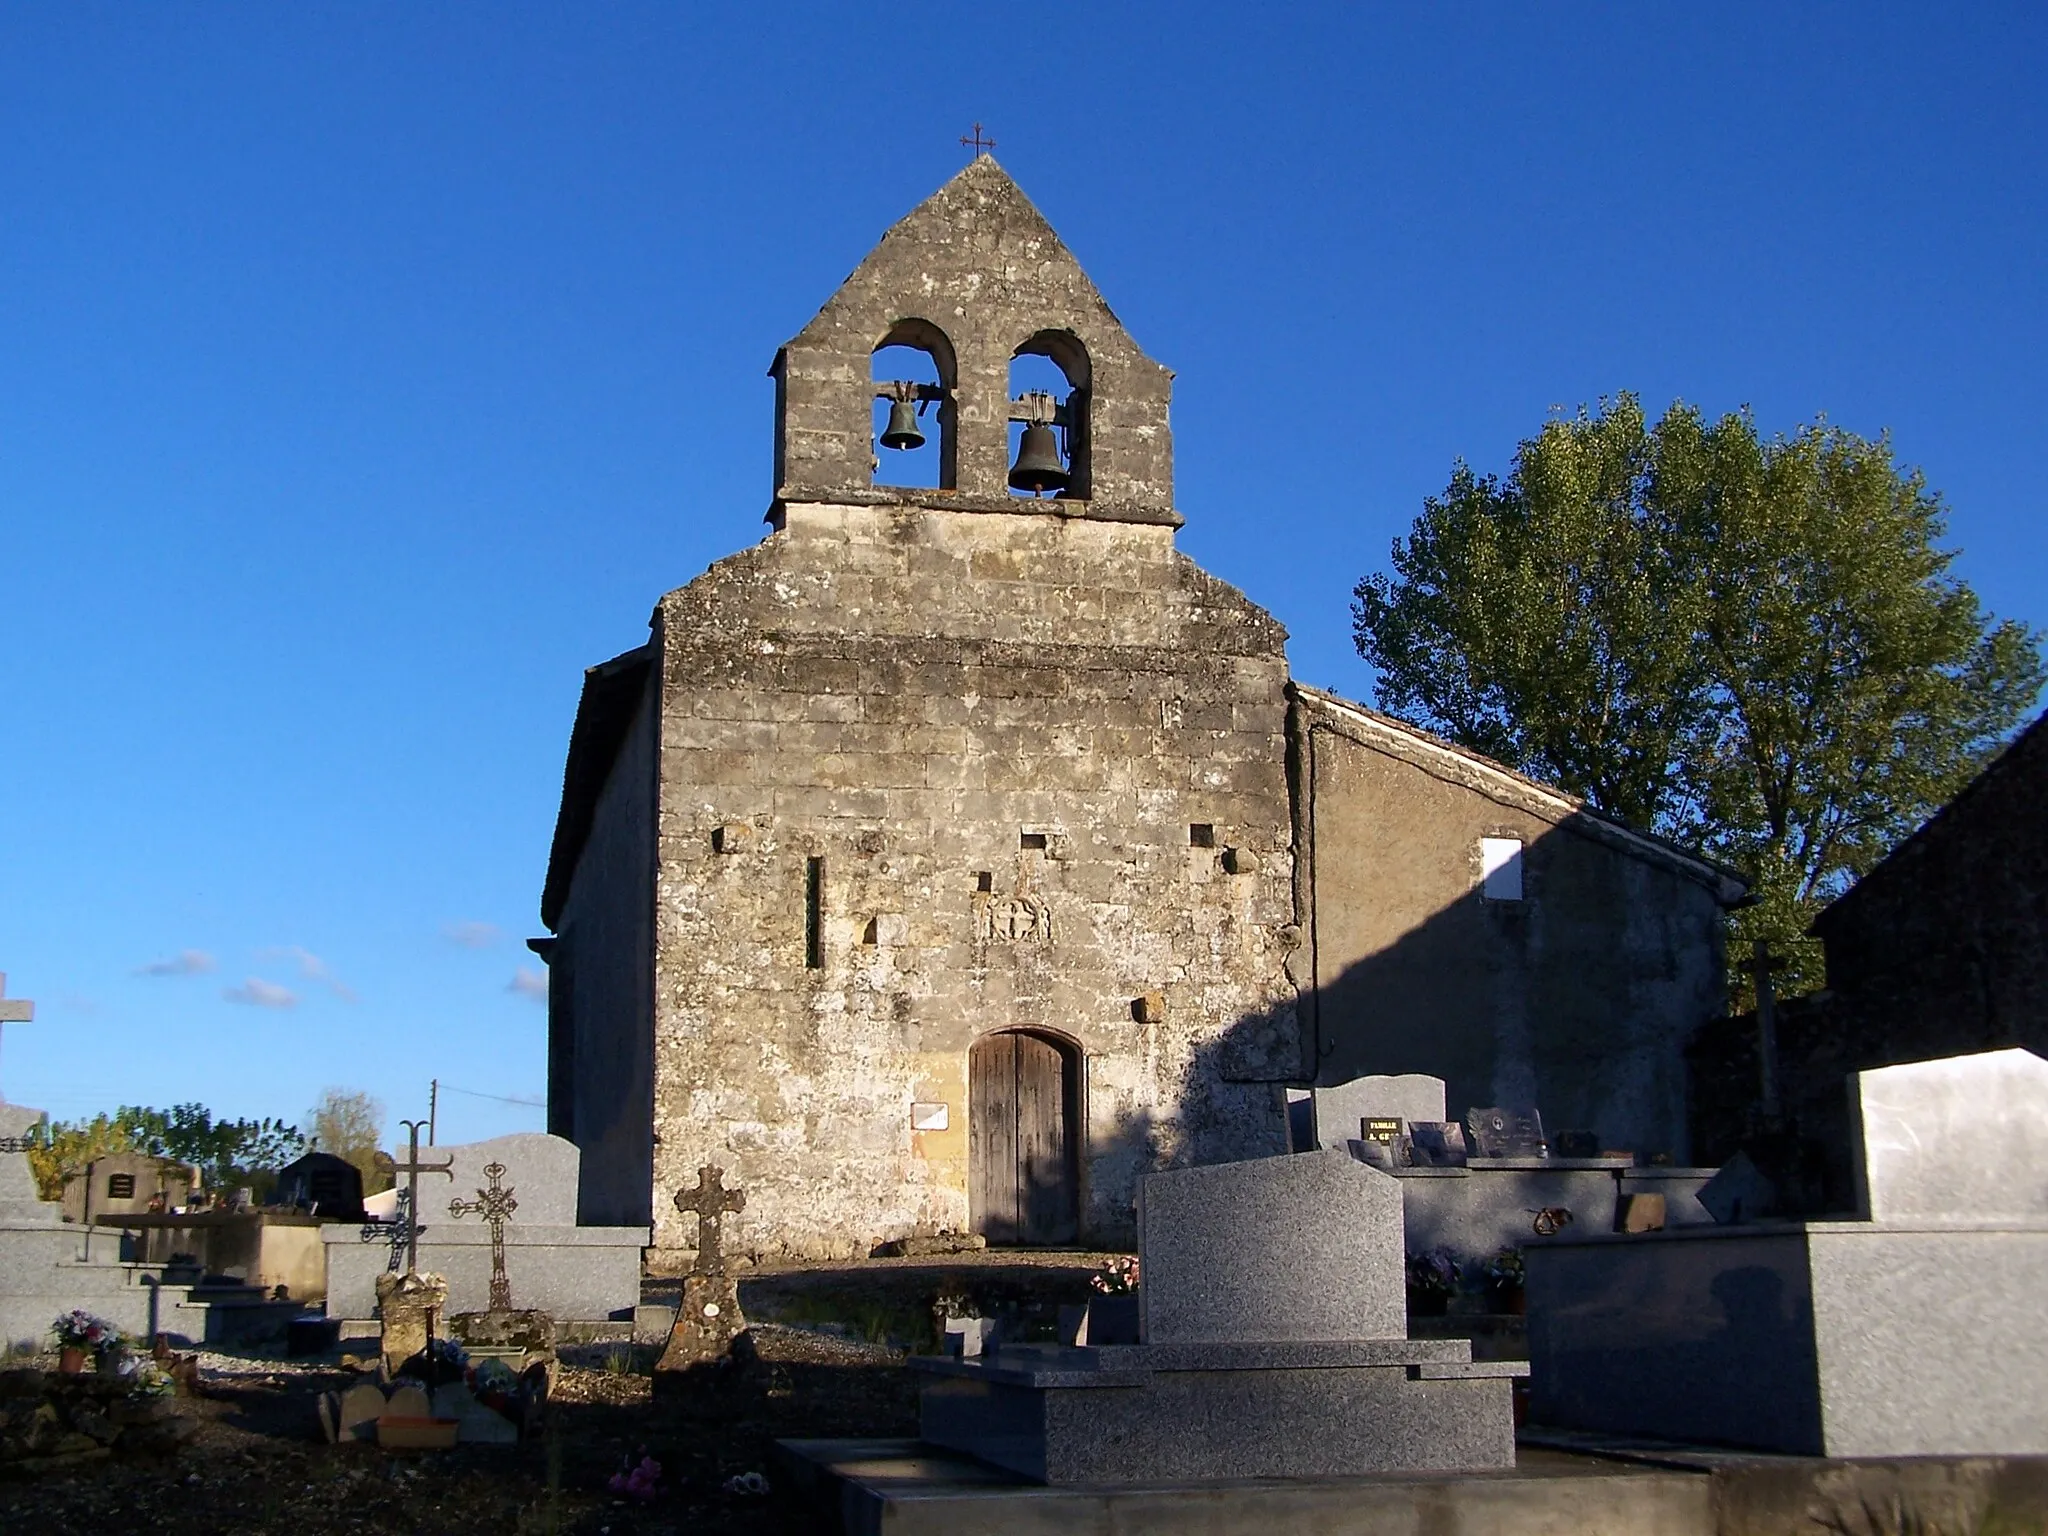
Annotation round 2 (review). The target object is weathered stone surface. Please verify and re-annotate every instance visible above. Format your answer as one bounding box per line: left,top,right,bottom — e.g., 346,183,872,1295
654,1272,745,1374
374,1271,446,1375
536,158,1743,1268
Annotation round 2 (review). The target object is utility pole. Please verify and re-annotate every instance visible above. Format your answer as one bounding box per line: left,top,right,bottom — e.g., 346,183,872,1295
428,1079,438,1146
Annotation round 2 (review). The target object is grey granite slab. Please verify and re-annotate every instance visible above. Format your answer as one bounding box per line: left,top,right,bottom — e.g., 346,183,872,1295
1308,1074,1446,1151
0,1103,59,1225
913,1336,1479,1387
920,1364,1516,1484
1851,1047,2048,1223
1527,1221,2048,1456
1138,1149,1405,1345
321,1222,649,1321
430,1133,582,1226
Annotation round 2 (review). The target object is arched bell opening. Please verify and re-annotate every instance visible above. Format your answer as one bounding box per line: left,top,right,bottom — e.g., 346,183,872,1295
968,1027,1084,1245
1007,331,1091,500
871,319,957,491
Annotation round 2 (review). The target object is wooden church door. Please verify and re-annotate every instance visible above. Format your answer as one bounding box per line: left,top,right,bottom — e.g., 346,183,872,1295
968,1030,1079,1245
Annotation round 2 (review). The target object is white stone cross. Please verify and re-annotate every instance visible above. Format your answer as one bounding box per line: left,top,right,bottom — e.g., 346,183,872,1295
0,974,33,1104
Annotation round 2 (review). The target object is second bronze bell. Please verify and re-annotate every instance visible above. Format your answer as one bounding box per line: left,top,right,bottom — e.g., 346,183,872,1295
880,399,926,452
1008,422,1068,494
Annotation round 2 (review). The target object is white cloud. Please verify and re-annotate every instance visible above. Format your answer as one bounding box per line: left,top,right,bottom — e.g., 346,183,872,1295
224,977,298,1008
262,945,358,1003
443,921,502,949
507,968,548,1002
136,949,217,977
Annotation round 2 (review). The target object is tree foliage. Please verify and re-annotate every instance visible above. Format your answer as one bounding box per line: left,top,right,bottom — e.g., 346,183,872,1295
22,1103,305,1202
1354,396,2043,999
308,1086,391,1195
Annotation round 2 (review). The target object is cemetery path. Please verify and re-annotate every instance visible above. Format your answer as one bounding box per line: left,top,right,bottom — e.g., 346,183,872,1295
0,1326,918,1534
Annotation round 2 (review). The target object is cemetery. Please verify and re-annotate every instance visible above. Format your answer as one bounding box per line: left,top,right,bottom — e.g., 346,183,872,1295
2,117,2045,1536
3,1045,2047,1532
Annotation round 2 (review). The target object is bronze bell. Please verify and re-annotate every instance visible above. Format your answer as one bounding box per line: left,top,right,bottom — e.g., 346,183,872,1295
880,398,926,452
1008,422,1069,494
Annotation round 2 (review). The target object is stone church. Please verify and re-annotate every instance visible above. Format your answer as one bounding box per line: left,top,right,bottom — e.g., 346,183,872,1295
535,158,1745,1262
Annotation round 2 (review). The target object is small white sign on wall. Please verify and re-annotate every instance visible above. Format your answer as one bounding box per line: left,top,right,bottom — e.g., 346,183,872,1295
1480,836,1525,901
912,1102,950,1132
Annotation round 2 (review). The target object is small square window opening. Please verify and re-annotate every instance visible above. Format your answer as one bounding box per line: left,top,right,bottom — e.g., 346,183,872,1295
1481,837,1525,902
1189,824,1216,848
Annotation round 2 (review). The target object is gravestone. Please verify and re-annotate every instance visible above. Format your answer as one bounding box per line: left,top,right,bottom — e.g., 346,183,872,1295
431,1381,519,1444
1528,1046,2048,1457
915,1147,1524,1483
1408,1121,1469,1168
375,1271,447,1375
656,1165,749,1379
1698,1149,1777,1225
1309,1074,1446,1152
1852,1046,2048,1222
274,1151,366,1222
323,1131,646,1328
1465,1107,1546,1159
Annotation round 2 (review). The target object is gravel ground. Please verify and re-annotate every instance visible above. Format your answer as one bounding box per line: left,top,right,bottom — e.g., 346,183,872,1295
0,1324,918,1535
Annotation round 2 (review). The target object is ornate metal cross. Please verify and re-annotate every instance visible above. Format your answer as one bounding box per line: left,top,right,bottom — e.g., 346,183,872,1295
359,1186,419,1273
392,1118,454,1276
449,1160,519,1311
675,1164,746,1275
959,122,996,156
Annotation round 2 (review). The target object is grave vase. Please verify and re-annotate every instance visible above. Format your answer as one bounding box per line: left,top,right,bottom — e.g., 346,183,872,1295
1407,1289,1450,1317
58,1347,86,1375
1487,1283,1526,1316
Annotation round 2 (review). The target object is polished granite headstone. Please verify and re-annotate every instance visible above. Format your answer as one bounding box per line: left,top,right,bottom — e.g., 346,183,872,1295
1528,1046,2048,1458
915,1149,1524,1484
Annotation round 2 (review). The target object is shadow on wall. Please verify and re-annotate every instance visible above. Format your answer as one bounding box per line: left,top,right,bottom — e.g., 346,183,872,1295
1291,813,1727,1163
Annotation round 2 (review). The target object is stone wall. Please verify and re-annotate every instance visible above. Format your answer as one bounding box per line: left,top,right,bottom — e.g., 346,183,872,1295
1811,711,2048,1063
647,502,1299,1259
549,663,658,1227
1294,690,1734,1162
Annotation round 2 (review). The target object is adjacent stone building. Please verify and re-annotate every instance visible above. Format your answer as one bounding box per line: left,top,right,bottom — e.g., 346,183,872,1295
536,158,1744,1262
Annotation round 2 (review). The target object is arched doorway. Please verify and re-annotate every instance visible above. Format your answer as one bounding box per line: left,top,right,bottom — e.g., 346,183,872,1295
968,1029,1081,1245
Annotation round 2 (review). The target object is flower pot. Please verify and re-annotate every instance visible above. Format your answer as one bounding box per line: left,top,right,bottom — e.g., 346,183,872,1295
1407,1291,1449,1317
1488,1283,1526,1316
59,1347,86,1375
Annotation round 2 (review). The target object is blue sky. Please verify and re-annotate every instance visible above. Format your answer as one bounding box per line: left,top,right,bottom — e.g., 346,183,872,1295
2,7,2042,1145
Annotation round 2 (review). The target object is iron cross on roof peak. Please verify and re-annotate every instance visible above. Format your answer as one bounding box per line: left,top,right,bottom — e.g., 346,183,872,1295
960,122,996,157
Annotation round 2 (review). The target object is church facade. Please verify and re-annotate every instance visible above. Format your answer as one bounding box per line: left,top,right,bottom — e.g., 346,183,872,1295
537,159,1744,1262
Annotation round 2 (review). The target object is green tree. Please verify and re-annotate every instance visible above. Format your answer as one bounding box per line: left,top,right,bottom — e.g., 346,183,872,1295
308,1087,391,1195
121,1102,305,1192
1354,396,2043,999
25,1103,306,1202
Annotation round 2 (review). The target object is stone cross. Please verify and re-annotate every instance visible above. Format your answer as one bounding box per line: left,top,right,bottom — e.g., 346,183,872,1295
1740,940,1789,1120
449,1160,520,1311
675,1164,746,1275
0,974,35,1103
392,1118,454,1276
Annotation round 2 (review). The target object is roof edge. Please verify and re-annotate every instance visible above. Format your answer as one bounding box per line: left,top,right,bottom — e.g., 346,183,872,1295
540,641,656,931
1291,683,1749,905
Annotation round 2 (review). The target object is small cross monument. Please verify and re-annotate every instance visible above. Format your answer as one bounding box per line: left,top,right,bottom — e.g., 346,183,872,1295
655,1164,751,1383
391,1119,454,1276
676,1162,746,1275
449,1160,521,1312
0,974,35,1104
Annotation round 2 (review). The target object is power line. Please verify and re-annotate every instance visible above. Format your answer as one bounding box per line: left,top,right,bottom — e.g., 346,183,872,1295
434,1082,545,1110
